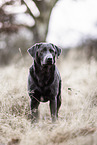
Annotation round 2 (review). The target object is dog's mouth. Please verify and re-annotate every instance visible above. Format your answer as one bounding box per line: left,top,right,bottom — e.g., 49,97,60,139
42,59,54,66
41,56,55,66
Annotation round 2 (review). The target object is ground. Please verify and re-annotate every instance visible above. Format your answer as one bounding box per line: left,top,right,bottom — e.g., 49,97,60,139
0,50,97,145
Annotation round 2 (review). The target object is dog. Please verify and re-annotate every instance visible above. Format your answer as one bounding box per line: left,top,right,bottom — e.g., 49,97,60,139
27,42,61,122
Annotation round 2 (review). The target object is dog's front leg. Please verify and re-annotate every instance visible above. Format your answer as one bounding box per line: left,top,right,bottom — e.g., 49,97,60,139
30,98,40,123
50,96,57,122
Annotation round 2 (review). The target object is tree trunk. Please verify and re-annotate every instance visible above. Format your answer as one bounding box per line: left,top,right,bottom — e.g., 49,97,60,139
32,0,58,43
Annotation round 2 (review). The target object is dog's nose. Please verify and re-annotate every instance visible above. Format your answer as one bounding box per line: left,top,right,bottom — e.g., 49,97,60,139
47,57,52,64
47,57,52,61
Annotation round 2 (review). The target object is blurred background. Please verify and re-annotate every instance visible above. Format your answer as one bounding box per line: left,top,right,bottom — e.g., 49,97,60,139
0,0,97,65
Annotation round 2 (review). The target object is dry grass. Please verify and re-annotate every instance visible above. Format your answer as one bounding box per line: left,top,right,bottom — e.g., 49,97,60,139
0,51,97,145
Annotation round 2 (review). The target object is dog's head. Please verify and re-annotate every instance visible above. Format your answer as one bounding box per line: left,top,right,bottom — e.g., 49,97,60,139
27,43,61,66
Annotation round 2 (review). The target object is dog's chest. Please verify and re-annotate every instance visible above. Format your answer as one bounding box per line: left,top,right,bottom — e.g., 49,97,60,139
35,87,55,102
31,65,55,87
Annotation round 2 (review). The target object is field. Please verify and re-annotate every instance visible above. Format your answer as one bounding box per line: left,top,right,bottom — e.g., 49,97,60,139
0,50,97,145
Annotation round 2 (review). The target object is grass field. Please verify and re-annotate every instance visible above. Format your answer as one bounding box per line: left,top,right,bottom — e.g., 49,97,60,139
0,50,97,145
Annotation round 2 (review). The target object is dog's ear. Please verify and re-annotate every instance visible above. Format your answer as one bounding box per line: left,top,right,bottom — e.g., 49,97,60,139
50,43,61,58
27,43,42,58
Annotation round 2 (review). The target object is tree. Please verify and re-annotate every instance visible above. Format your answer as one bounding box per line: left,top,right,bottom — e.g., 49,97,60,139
0,0,58,43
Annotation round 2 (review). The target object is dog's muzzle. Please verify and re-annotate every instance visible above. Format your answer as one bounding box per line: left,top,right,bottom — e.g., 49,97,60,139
46,56,53,65
42,54,54,65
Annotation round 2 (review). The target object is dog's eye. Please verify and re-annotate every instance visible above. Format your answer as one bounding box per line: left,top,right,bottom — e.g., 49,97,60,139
49,49,54,53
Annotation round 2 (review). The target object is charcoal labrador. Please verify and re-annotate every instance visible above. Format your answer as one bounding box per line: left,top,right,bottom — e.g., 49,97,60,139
27,43,61,122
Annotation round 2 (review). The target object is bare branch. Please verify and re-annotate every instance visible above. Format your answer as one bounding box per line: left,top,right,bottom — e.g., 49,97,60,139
21,0,36,19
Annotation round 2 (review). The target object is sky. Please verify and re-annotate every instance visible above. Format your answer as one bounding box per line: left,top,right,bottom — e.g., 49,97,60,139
46,0,97,48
